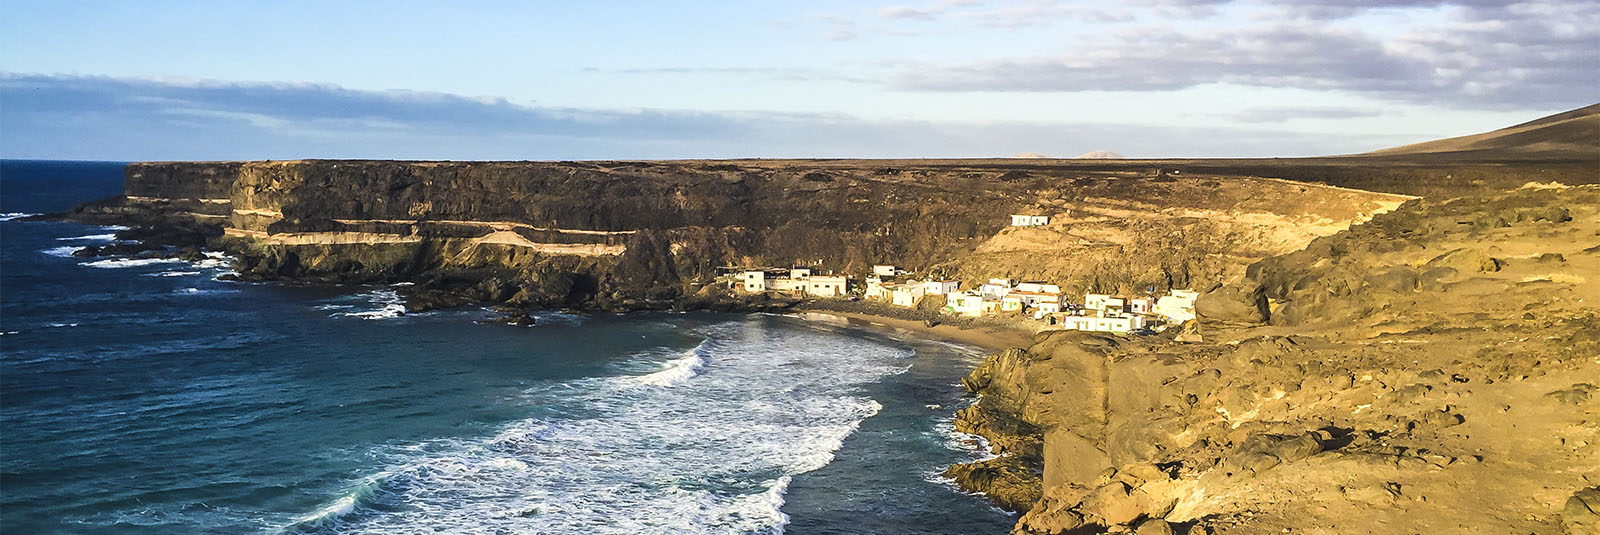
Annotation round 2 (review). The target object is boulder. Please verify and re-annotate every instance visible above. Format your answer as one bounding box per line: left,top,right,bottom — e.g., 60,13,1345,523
1563,487,1600,535
1081,482,1147,526
1196,282,1269,324
1547,384,1598,405
1425,248,1501,274
1366,266,1420,292
1135,519,1176,535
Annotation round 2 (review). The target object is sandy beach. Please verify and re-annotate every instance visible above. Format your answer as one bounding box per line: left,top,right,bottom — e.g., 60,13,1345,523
789,310,1034,353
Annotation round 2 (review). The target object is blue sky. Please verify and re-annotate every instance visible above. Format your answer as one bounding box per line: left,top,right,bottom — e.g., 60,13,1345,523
1,0,1595,160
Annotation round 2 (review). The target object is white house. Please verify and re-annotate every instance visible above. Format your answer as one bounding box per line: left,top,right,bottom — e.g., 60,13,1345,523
1153,289,1199,323
769,277,804,294
1016,282,1061,294
891,283,926,308
1010,214,1050,227
1001,294,1025,312
1128,297,1152,315
1104,297,1126,313
945,291,986,317
924,279,960,295
1032,301,1063,318
1058,312,1147,334
740,271,773,293
872,265,901,277
980,278,1015,299
805,275,848,298
790,267,812,279
1009,290,1063,309
865,277,889,300
1084,293,1113,311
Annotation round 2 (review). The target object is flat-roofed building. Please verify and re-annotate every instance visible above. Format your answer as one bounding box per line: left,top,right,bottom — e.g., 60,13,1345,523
1010,214,1049,227
805,275,848,297
924,279,960,295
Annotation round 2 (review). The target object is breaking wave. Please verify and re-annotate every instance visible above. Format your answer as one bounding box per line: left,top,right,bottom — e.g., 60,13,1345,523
41,246,84,257
174,287,238,296
0,212,38,221
82,257,187,269
57,233,118,242
624,342,710,387
286,320,910,534
146,270,204,277
329,289,408,320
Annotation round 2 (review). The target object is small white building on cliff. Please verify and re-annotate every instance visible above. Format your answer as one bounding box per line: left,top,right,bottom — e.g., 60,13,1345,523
1010,214,1050,227
1153,289,1199,323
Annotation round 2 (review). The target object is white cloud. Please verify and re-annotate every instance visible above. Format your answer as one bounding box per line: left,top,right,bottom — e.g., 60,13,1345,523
883,0,1599,108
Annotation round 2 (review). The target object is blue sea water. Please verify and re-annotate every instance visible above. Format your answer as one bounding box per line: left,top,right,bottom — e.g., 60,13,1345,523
0,160,1013,534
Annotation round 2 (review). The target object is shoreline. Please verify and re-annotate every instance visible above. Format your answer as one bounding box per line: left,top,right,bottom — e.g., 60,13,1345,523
786,309,1033,353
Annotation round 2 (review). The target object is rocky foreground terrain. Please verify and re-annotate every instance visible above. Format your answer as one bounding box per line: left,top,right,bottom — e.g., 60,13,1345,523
948,183,1600,534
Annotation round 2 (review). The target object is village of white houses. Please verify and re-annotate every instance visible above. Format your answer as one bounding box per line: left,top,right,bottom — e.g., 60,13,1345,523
725,213,1198,335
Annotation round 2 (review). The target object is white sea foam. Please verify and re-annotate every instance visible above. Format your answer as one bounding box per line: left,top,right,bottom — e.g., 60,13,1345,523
286,319,911,534
331,289,407,320
194,251,233,270
0,212,37,221
282,471,393,530
625,343,709,387
174,287,237,296
57,233,118,242
145,270,203,277
934,410,1001,463
41,246,84,257
100,224,130,231
82,257,186,269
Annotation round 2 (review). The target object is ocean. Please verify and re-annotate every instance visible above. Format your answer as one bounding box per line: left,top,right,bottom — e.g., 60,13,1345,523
0,160,1014,534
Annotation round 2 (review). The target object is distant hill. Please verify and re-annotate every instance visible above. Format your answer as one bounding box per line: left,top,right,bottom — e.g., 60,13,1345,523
1367,103,1599,160
1012,152,1049,158
1075,150,1125,159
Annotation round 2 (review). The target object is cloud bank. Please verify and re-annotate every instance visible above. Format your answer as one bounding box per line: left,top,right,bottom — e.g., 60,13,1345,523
862,0,1597,109
0,74,1419,160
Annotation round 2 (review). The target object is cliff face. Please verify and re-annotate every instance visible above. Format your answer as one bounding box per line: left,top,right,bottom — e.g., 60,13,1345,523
95,159,1414,312
951,184,1600,534
113,160,1030,308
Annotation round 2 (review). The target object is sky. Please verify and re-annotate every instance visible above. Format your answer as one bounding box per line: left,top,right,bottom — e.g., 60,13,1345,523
0,0,1595,160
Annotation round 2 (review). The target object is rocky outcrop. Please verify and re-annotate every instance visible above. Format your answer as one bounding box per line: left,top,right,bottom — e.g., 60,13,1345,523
949,184,1600,534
